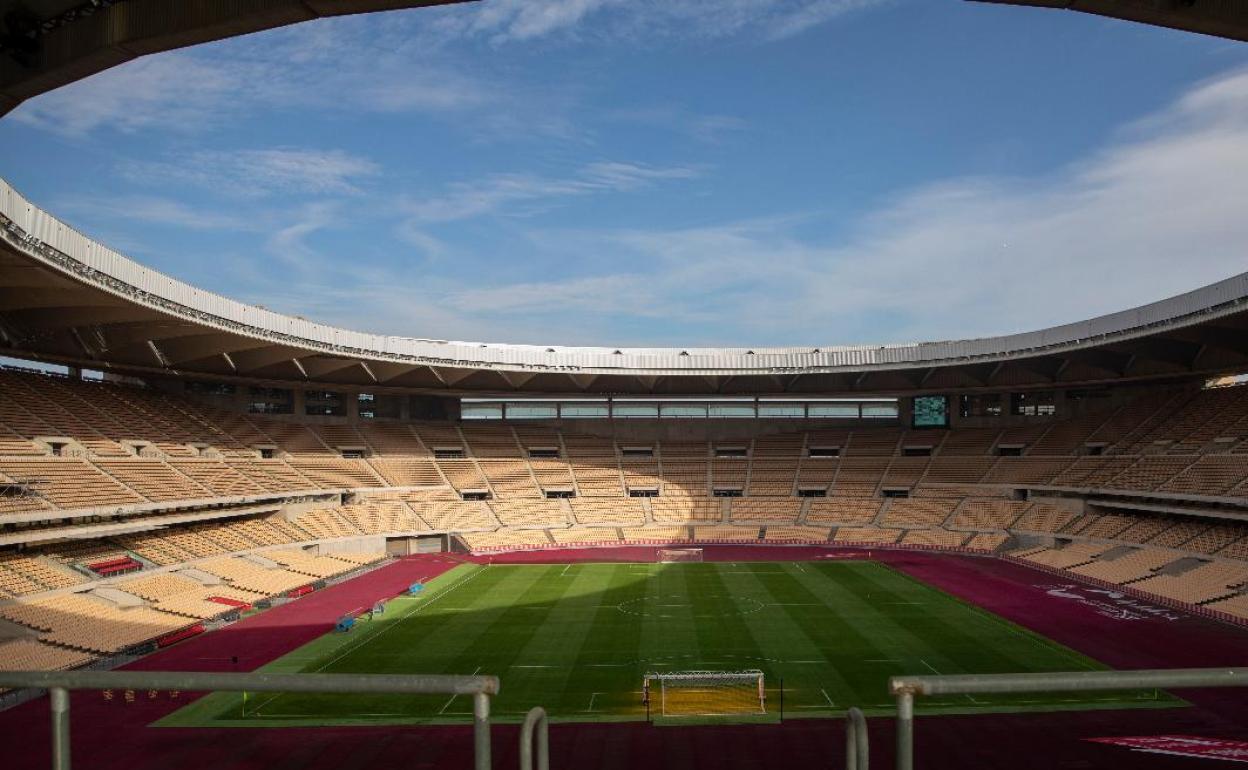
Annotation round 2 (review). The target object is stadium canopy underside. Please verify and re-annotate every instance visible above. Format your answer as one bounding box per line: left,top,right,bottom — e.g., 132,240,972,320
2,179,1248,397
969,0,1248,43
0,0,474,117
2,0,1246,119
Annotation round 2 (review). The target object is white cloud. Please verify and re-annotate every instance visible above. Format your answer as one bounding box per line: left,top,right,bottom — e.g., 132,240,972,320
59,195,244,231
434,0,890,44
333,66,1248,346
402,161,703,224
10,20,496,138
10,55,237,136
120,148,381,197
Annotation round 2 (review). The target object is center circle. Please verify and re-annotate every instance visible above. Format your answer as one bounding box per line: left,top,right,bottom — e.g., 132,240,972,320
615,594,766,619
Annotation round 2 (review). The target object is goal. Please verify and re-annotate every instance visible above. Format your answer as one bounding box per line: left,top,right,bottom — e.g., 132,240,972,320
643,670,766,717
657,548,703,563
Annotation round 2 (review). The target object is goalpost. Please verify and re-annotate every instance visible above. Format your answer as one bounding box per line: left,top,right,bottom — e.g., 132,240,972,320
657,548,703,563
642,670,766,718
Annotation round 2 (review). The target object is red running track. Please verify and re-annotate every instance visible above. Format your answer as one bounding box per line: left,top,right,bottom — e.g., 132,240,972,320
2,547,1247,770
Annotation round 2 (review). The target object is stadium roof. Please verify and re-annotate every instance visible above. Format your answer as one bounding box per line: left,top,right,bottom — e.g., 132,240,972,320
0,0,472,117
3,177,1248,396
969,1,1248,43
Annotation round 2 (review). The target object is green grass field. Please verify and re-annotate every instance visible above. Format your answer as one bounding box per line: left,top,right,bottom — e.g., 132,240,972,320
161,560,1179,727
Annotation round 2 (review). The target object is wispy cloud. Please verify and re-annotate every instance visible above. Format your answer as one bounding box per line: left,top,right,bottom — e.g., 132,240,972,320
119,148,381,197
10,19,497,138
10,55,238,136
59,195,245,231
402,161,704,224
276,65,1248,346
609,106,748,143
431,0,890,44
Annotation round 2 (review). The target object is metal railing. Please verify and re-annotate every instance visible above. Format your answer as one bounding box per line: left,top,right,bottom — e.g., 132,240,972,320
888,667,1248,770
0,670,502,770
844,706,868,770
519,706,549,770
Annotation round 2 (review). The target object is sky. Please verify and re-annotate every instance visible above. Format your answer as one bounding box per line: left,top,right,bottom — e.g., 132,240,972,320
1,0,1247,348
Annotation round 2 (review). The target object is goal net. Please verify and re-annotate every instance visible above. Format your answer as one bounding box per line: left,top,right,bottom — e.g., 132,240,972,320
657,548,703,563
643,670,765,717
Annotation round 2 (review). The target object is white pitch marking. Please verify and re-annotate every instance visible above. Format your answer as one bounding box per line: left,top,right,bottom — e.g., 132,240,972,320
586,692,604,712
560,564,573,577
920,660,942,675
820,688,837,708
439,666,483,714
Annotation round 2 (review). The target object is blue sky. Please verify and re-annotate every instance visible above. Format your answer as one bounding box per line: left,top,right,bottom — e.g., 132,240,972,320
2,0,1247,347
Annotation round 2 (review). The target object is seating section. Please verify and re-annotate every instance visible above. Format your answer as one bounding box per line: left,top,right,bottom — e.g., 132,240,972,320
764,525,831,543
3,369,1248,674
1016,542,1111,570
806,498,881,526
0,637,95,671
652,498,722,524
729,498,801,524
570,498,646,526
1132,561,1248,604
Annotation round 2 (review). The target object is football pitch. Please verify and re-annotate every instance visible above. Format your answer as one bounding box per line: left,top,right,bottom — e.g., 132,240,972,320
162,560,1179,727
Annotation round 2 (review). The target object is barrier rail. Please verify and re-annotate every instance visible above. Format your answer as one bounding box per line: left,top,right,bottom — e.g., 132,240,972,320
845,706,869,770
519,706,549,770
888,667,1248,770
0,670,502,770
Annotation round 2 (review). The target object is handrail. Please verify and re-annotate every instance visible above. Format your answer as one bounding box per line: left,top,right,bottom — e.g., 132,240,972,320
519,706,549,770
0,670,502,770
888,667,1248,770
845,706,868,770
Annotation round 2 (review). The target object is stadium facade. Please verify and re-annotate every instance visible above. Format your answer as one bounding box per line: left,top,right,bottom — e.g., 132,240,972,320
3,3,1248,769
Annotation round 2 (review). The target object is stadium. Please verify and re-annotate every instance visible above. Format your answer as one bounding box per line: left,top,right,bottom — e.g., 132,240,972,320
2,1,1248,769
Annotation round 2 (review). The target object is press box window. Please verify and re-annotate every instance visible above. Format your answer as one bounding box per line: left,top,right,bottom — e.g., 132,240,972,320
628,488,659,497
796,488,827,498
434,448,465,459
528,448,561,459
807,447,840,458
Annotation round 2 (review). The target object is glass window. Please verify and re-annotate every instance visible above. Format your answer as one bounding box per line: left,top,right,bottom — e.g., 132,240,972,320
660,403,708,418
862,404,899,419
461,403,503,420
708,403,756,418
560,403,609,418
807,403,859,418
614,403,658,418
758,403,805,418
506,403,558,419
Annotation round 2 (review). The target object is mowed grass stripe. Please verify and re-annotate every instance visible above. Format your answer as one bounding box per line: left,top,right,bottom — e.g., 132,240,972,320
808,564,1027,675
271,565,554,717
161,561,1184,727
764,562,906,708
506,563,622,715
715,563,859,712
559,563,651,716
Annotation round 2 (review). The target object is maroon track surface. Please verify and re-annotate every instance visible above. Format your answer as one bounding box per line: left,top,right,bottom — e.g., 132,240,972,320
2,547,1247,769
